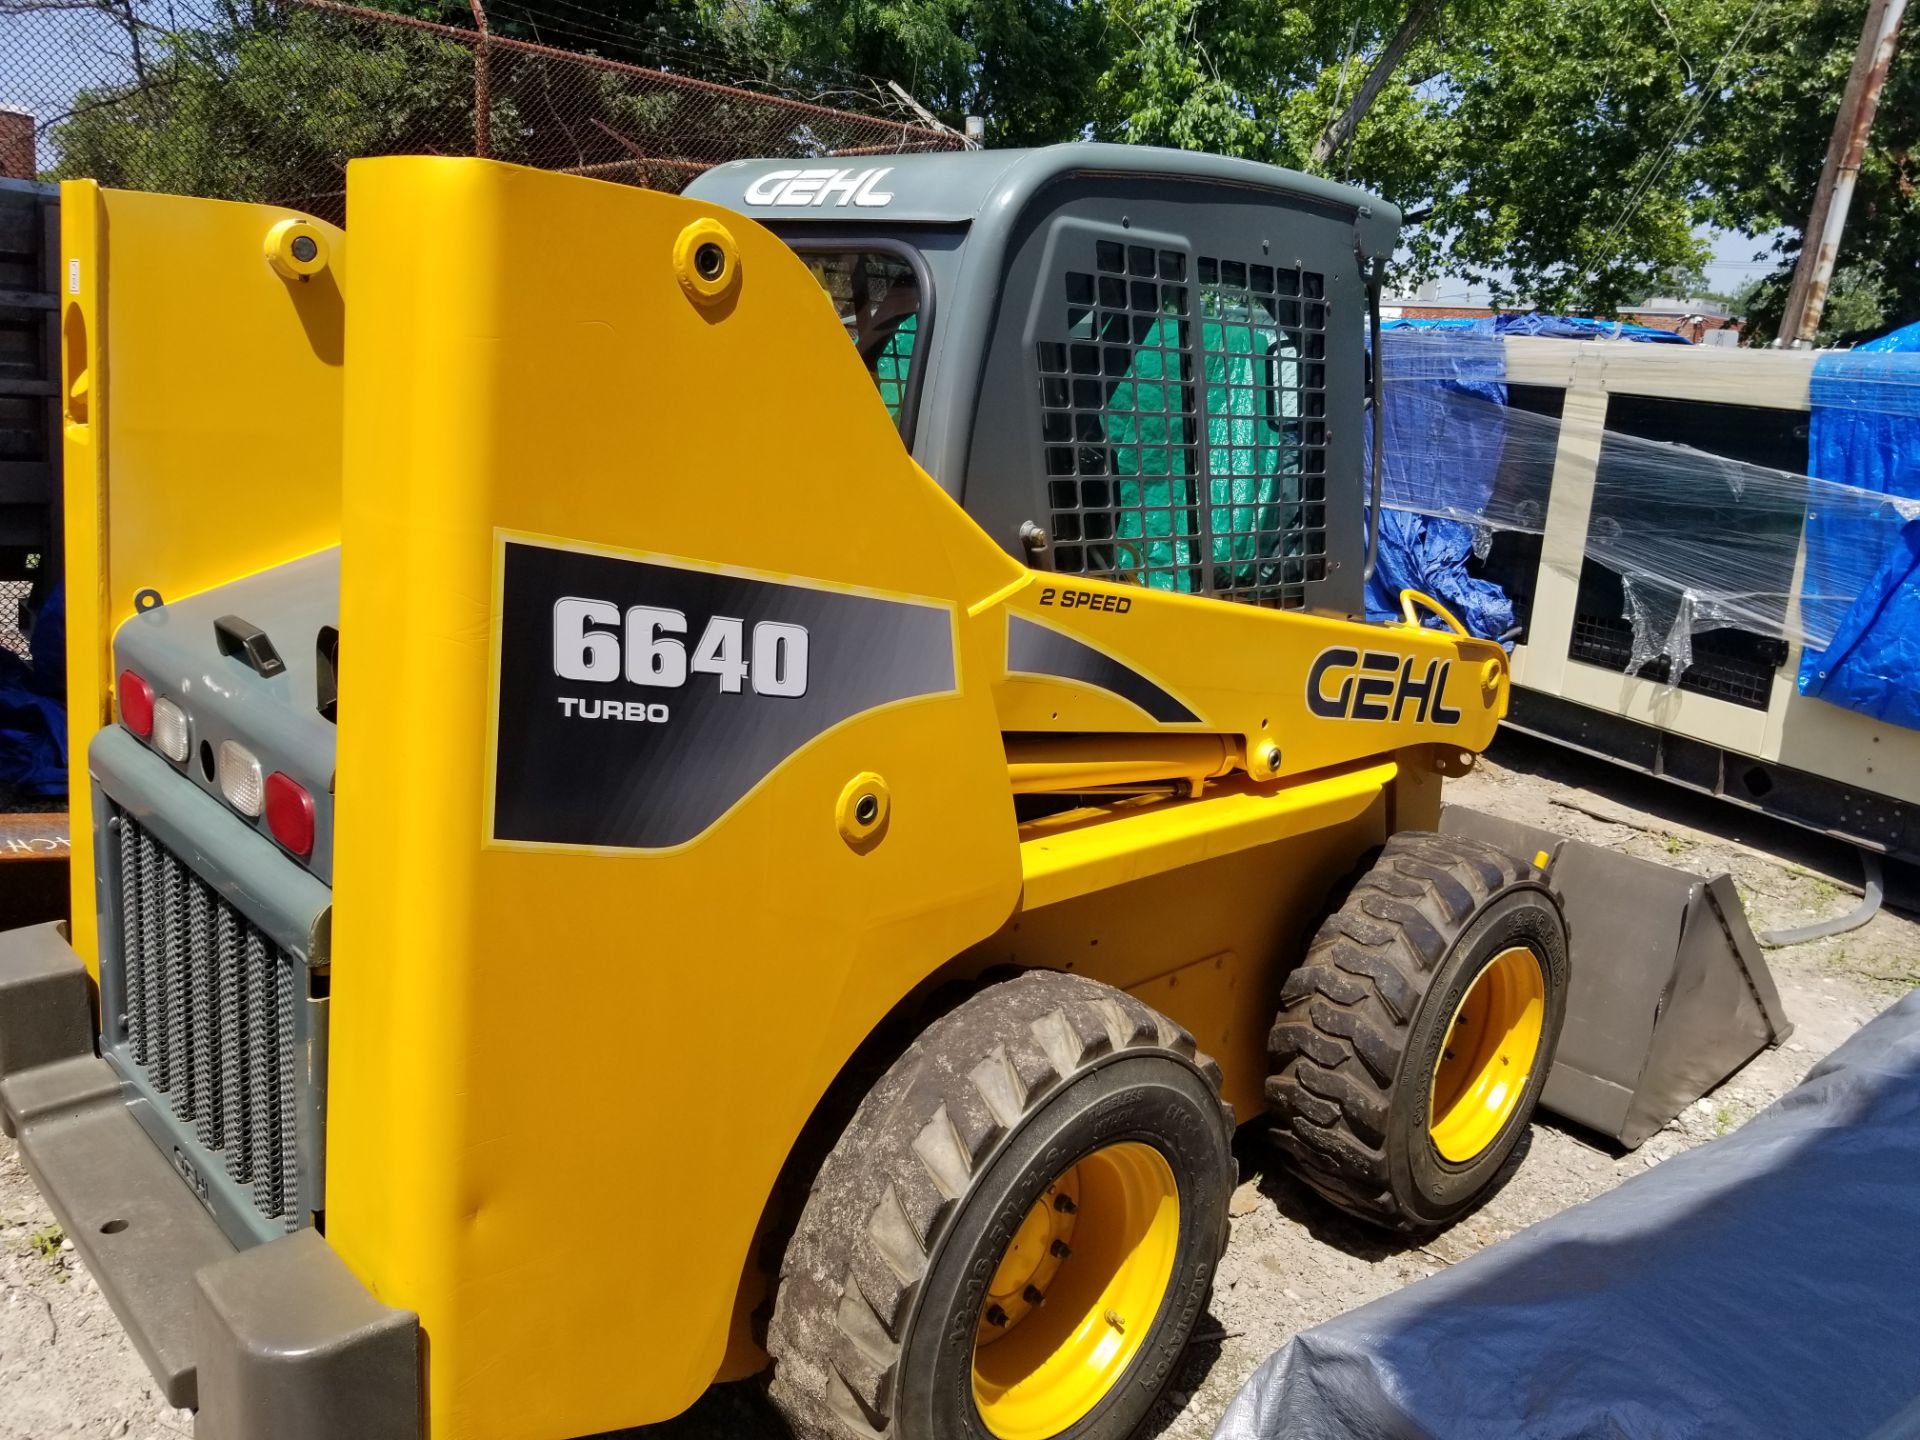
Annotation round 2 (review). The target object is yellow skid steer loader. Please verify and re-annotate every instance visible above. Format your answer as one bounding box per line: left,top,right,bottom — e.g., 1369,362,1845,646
0,147,1785,1440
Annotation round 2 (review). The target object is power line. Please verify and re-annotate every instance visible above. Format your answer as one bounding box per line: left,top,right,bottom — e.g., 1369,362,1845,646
1594,0,1767,262
1591,0,1774,277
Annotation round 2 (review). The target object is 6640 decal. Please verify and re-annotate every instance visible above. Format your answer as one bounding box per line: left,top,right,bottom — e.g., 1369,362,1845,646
493,537,954,849
553,599,809,699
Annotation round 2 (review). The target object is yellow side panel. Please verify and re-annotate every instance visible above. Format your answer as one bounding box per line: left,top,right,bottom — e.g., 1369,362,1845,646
59,183,344,967
955,793,1389,1124
992,762,1399,1117
327,158,1024,1439
1127,952,1266,1126
59,182,103,970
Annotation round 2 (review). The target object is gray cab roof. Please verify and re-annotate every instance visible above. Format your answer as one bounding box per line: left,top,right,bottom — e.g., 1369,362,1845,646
685,143,1400,259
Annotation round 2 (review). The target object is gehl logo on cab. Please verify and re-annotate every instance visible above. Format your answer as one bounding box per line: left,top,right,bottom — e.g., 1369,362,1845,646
743,166,895,208
1307,647,1463,725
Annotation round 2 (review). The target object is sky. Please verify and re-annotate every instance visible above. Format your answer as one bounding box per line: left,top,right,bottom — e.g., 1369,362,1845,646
1,5,141,141
1704,225,1793,294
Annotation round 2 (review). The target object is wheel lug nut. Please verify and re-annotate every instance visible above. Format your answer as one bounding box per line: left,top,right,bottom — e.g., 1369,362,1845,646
986,1304,1009,1327
1054,1195,1077,1214
1050,1239,1072,1259
1024,1285,1045,1306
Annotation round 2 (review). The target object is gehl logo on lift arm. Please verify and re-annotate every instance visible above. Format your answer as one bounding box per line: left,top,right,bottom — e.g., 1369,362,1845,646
1307,647,1463,725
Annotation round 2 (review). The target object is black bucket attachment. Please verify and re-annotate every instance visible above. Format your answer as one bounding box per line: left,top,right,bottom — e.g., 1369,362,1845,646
1442,806,1794,1149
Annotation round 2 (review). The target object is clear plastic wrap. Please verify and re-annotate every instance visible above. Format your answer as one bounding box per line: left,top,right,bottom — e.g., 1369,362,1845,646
1375,332,1920,662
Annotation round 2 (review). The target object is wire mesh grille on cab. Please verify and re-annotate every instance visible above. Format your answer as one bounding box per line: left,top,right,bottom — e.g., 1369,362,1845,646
1039,240,1330,608
111,806,304,1233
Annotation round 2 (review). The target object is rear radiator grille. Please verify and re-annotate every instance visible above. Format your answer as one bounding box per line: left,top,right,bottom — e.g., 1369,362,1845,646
112,807,303,1231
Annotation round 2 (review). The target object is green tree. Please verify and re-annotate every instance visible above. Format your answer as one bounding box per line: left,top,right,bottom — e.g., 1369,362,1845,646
1815,266,1893,344
1739,263,1891,346
1084,0,1446,168
741,0,1106,146
33,0,1916,332
39,0,854,207
1694,0,1918,341
1082,0,1912,318
1065,0,1740,310
1089,0,1277,157
1340,0,1788,311
48,8,477,207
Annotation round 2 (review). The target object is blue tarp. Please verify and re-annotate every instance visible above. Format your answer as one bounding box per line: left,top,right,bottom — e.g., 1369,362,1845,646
0,582,67,800
1216,988,1920,1440
1797,322,1920,730
1366,510,1516,641
1364,329,1516,641
1383,313,1693,344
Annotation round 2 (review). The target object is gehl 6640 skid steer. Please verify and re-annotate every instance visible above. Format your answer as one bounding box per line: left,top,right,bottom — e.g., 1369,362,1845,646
0,145,1790,1440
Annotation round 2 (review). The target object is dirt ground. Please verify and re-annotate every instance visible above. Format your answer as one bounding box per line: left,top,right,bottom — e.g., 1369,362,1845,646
0,731,1912,1439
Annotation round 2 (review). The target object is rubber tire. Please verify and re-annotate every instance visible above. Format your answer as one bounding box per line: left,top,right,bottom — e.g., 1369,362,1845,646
767,970,1235,1440
1267,830,1569,1230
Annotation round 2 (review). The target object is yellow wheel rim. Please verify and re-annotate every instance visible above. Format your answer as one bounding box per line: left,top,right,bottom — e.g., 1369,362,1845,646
1428,945,1546,1163
971,1142,1180,1440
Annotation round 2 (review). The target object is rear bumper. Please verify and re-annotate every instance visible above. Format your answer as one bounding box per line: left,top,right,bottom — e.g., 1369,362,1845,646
0,920,420,1439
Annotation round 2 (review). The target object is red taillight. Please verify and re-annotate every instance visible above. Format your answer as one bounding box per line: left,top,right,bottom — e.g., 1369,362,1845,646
118,669,154,738
265,772,315,858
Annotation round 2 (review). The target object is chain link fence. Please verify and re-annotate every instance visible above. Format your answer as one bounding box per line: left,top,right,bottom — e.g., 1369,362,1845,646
0,0,963,698
2,0,965,219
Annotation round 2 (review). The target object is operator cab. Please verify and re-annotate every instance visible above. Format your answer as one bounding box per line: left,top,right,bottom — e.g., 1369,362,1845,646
685,145,1397,618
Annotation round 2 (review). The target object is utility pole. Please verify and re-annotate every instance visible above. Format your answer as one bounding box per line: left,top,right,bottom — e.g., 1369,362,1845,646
1775,0,1907,347
470,0,492,160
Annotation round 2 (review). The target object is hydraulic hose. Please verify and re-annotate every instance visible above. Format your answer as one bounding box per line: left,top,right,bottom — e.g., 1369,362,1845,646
1758,847,1885,947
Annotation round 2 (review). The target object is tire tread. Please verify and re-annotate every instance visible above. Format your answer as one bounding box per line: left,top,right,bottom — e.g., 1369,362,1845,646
1266,830,1535,1226
768,970,1232,1439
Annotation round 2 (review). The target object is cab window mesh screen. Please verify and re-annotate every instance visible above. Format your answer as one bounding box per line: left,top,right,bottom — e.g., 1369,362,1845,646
1038,243,1329,607
1039,242,1198,590
1197,256,1329,607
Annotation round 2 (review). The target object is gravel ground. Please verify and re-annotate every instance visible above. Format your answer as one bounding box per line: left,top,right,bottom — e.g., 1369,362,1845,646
1,731,1911,1439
